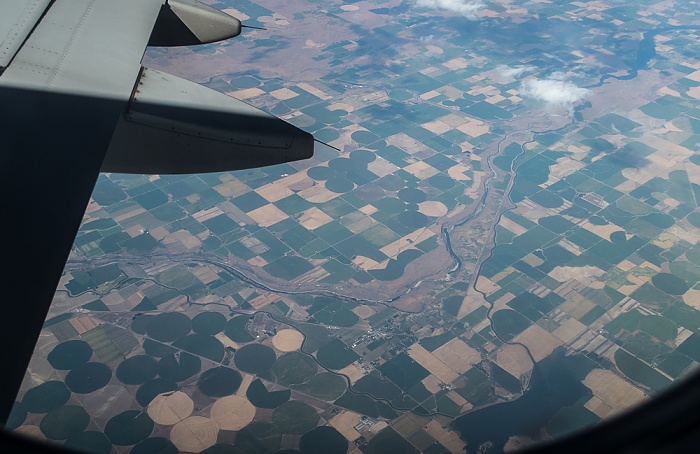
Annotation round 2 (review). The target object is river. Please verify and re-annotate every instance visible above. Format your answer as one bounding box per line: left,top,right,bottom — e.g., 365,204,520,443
447,24,700,451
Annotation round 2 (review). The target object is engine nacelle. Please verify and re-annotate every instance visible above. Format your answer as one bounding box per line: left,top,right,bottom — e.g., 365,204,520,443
148,0,241,47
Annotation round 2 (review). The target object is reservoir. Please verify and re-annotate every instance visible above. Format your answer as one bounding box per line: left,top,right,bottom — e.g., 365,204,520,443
451,349,596,452
591,25,700,88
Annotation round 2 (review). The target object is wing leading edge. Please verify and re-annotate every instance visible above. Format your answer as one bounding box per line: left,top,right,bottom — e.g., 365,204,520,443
0,0,314,423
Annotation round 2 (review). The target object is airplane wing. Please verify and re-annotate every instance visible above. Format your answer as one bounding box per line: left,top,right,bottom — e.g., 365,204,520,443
0,0,314,422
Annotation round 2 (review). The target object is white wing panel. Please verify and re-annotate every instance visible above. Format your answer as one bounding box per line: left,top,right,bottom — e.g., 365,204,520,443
0,0,51,70
0,0,163,97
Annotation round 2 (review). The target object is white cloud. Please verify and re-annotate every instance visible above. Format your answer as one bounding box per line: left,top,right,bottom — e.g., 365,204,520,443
547,71,568,81
519,77,590,110
496,65,536,78
415,0,486,19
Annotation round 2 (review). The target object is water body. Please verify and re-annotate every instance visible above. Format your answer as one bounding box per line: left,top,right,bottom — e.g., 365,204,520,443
449,23,700,452
590,25,700,88
451,349,596,452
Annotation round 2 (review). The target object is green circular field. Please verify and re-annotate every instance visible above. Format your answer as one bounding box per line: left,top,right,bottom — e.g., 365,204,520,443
398,188,426,203
116,355,158,385
158,266,198,289
307,166,337,181
443,144,462,155
47,340,93,370
397,210,429,228
234,344,277,375
6,402,27,430
350,149,376,164
355,185,385,202
328,157,353,170
428,174,455,190
22,381,70,414
173,334,224,362
652,273,689,295
130,315,153,334
272,401,319,435
63,431,112,454
325,178,354,193
65,362,112,394
299,426,347,454
292,373,346,401
143,339,177,358
687,246,700,265
131,437,178,454
40,405,90,440
562,206,589,219
192,312,227,335
315,128,340,143
271,352,317,386
104,410,154,446
351,130,380,145
377,175,405,191
638,315,678,342
313,308,359,328
374,197,405,214
225,316,254,343
233,422,281,454
157,352,201,382
145,312,191,342
230,75,259,89
246,379,290,409
197,367,242,397
688,212,700,229
135,378,178,406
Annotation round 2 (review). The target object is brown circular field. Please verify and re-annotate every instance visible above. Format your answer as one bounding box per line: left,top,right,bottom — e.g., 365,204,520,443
14,425,44,442
271,329,304,352
418,201,448,217
170,416,218,453
210,395,256,431
147,391,194,425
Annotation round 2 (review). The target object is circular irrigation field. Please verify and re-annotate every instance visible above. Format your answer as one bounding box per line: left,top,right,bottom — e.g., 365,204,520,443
104,410,154,446
22,381,70,414
300,426,348,454
157,353,201,382
65,362,112,394
116,355,158,385
145,312,191,343
234,344,277,375
47,340,93,370
271,352,317,386
40,405,90,440
192,312,227,335
272,401,319,435
147,391,194,425
171,416,219,452
210,395,256,431
271,329,304,352
197,367,242,397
